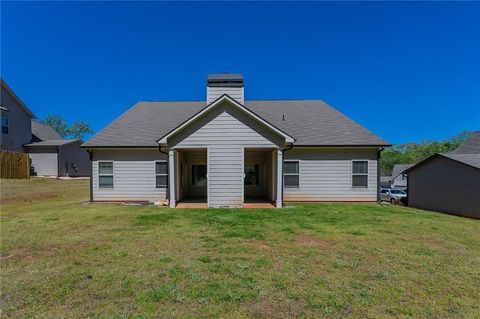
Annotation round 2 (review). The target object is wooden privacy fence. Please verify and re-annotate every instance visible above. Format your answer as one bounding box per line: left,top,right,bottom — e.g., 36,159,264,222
0,150,30,179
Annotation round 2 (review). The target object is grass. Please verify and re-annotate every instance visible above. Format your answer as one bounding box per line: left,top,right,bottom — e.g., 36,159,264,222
1,178,479,318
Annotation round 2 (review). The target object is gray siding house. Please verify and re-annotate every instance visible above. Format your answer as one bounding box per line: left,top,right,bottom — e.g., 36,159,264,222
405,132,480,219
26,120,90,177
0,80,35,152
390,164,413,189
83,74,389,208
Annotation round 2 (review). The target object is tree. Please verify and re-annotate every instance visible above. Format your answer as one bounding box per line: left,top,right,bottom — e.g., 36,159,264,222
380,130,471,175
41,114,69,138
41,115,93,140
68,121,93,139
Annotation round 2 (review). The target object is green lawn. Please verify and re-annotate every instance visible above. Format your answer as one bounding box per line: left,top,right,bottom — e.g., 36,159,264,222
1,178,479,318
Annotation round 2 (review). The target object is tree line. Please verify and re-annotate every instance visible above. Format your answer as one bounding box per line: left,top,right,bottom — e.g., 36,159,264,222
381,131,471,175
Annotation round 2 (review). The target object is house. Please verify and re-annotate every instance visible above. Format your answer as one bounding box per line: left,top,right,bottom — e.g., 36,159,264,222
25,120,90,177
0,80,35,152
82,73,389,208
405,131,480,218
390,164,414,189
380,175,392,188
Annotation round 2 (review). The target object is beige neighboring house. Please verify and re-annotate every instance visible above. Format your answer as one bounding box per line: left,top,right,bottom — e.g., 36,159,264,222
405,132,480,219
83,73,389,208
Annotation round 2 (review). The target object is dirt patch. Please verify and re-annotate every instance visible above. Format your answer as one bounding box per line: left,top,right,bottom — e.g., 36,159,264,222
246,240,272,252
2,242,91,261
247,297,307,319
1,192,59,204
294,235,333,248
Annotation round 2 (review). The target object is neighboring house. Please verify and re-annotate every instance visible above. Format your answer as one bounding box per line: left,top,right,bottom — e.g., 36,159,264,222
390,164,414,189
405,131,480,219
0,80,35,152
82,73,389,207
25,120,90,177
380,175,392,188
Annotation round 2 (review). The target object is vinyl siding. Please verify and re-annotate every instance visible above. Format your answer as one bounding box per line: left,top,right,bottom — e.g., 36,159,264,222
408,156,480,218
29,151,58,176
57,141,90,177
174,110,277,207
284,148,378,202
0,85,32,152
207,87,244,104
91,149,167,201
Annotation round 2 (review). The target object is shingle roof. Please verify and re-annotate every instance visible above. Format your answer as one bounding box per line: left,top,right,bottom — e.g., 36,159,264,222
391,164,414,179
24,139,80,148
453,131,480,154
31,120,63,141
440,153,480,170
83,99,389,148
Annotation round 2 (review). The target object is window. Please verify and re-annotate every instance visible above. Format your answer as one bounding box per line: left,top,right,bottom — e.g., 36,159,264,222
98,161,113,188
352,161,368,188
380,189,388,194
156,161,168,188
244,164,259,185
1,118,8,134
284,161,299,188
192,164,207,186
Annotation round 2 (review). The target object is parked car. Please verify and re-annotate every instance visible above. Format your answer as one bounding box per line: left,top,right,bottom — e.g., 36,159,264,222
380,188,407,204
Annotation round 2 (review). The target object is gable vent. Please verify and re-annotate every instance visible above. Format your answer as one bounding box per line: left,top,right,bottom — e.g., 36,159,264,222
206,73,244,104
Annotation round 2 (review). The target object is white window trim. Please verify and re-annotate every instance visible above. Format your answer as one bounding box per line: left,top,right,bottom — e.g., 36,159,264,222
351,160,369,189
155,160,168,189
98,161,114,189
284,160,300,189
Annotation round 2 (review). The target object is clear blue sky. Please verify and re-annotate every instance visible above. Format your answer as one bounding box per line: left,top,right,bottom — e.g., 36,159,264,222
2,2,479,144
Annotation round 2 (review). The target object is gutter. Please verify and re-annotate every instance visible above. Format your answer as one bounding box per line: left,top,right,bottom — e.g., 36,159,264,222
281,142,294,207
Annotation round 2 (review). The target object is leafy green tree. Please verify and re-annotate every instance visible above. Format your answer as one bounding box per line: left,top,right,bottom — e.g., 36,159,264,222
41,115,93,140
41,114,69,138
381,131,471,175
68,121,93,139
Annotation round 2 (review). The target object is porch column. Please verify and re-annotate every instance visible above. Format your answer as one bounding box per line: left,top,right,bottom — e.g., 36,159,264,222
276,149,283,208
169,150,176,208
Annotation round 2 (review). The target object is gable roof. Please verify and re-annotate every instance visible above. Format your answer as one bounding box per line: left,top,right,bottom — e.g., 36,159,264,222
391,164,414,179
157,95,295,145
31,120,63,141
24,139,81,148
83,99,389,148
453,131,480,154
0,79,36,118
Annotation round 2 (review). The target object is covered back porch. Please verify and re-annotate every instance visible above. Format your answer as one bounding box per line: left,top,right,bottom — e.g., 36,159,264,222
169,147,283,208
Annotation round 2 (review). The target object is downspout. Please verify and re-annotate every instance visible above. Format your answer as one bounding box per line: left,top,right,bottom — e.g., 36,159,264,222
377,147,385,203
281,142,294,206
86,148,93,202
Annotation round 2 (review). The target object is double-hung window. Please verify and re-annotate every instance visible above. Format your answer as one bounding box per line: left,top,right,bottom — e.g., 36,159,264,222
98,161,113,188
284,161,299,188
352,160,368,188
155,161,168,188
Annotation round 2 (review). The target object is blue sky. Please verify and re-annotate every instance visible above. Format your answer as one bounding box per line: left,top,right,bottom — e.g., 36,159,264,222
2,2,479,144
